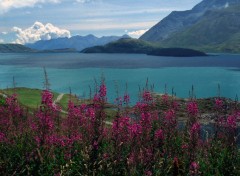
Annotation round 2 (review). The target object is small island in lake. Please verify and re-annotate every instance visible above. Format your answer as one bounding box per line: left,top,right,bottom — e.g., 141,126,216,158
81,38,207,57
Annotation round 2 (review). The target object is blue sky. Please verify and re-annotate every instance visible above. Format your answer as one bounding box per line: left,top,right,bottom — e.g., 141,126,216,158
0,0,202,44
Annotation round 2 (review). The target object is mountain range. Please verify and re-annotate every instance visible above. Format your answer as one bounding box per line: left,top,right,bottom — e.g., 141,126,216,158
26,34,130,51
140,0,240,53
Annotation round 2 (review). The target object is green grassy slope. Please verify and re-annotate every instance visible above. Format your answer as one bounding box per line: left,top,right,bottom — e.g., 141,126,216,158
1,88,59,109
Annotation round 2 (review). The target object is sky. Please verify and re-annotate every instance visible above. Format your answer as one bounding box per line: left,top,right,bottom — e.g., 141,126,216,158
0,0,202,44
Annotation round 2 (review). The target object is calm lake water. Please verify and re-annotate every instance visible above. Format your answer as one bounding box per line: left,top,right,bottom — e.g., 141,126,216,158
0,53,240,103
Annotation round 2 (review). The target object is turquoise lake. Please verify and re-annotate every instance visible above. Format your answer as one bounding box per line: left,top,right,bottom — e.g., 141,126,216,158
0,53,240,104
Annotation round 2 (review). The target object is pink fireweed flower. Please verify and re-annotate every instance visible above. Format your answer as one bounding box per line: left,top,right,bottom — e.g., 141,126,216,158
41,90,61,111
112,117,131,142
64,153,72,160
103,153,109,159
173,157,180,170
71,133,82,142
37,111,54,130
47,135,59,146
41,90,53,106
141,112,151,121
162,94,169,104
34,136,41,146
191,122,200,133
135,102,148,112
30,121,38,131
154,129,164,140
0,132,6,142
99,84,107,98
80,104,87,111
215,98,223,109
6,94,17,104
190,161,199,175
93,94,100,102
127,152,135,166
190,122,201,139
93,140,98,150
93,94,102,108
140,112,152,129
32,108,56,146
164,109,175,121
174,157,178,164
181,144,188,149
6,94,21,116
67,100,75,110
112,117,130,135
142,90,153,102
145,170,152,176
118,117,130,128
54,173,61,176
68,101,82,117
187,101,198,116
86,107,95,120
129,123,142,137
164,109,176,126
123,93,130,104
227,115,237,128
52,104,61,111
172,101,179,110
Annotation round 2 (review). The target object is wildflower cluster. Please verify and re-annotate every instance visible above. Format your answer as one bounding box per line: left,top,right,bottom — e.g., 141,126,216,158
0,84,239,175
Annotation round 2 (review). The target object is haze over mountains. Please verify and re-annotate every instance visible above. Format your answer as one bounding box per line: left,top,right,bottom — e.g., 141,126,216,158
140,0,240,52
26,34,130,51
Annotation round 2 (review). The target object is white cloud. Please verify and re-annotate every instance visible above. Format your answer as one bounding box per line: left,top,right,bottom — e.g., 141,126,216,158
76,0,95,3
0,39,4,43
0,0,60,14
25,11,31,14
12,21,71,44
224,2,229,8
76,0,90,2
128,29,149,38
1,31,7,35
66,21,155,31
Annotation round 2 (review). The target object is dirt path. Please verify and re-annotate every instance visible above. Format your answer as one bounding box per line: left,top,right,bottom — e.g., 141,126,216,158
53,94,113,125
54,93,64,104
104,121,113,125
0,92,8,98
